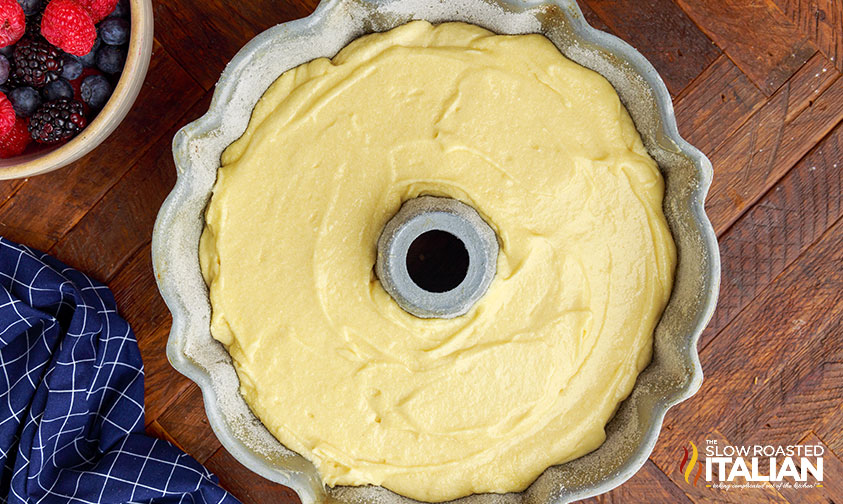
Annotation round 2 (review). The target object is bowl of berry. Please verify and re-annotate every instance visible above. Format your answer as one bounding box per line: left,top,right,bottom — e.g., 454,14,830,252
0,0,152,179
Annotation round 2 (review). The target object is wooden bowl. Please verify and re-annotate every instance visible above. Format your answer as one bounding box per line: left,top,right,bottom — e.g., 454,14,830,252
0,0,153,180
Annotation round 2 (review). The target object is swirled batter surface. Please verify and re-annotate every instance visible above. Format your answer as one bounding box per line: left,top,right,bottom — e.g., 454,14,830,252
200,21,676,502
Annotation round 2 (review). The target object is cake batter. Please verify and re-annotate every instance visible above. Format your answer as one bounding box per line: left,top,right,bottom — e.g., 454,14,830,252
200,20,675,502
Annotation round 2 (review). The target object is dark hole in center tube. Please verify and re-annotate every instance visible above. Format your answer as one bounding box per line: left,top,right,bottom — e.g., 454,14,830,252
406,230,469,293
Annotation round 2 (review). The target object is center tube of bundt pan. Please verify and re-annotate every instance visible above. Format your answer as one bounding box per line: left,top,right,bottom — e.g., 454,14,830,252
375,196,499,318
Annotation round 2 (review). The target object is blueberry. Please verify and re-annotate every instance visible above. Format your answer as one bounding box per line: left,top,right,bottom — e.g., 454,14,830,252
99,17,130,46
17,0,42,16
9,87,41,117
61,55,83,80
43,78,74,101
0,55,9,85
0,45,13,58
80,74,111,109
108,0,129,18
95,44,126,74
78,38,101,68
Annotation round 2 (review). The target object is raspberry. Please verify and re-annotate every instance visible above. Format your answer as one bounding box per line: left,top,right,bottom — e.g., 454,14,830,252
28,98,87,144
0,0,25,48
77,0,117,22
41,0,96,56
0,117,31,157
0,90,14,138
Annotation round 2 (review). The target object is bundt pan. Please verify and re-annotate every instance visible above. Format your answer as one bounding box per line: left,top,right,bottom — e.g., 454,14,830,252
152,0,721,502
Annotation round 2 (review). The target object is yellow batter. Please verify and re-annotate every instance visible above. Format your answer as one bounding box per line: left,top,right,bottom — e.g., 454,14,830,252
200,21,675,502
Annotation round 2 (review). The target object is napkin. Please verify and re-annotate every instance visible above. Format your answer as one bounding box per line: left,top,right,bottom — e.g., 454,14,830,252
0,237,239,503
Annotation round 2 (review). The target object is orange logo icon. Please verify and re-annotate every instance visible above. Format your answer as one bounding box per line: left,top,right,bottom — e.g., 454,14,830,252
679,442,703,486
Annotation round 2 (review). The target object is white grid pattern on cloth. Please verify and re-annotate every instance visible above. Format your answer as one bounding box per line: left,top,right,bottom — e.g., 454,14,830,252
0,238,239,504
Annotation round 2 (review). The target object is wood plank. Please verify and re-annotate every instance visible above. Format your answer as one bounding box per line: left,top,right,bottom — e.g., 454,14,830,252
774,0,843,71
815,400,843,458
727,314,842,445
225,0,317,34
156,383,222,464
574,0,613,33
153,0,266,90
582,0,720,96
49,91,213,282
0,42,204,254
0,179,23,206
108,243,192,422
651,216,843,477
674,54,765,155
142,320,192,423
48,140,175,281
706,53,843,235
145,419,181,447
584,461,693,503
741,356,843,449
675,0,816,95
204,447,302,504
702,121,843,348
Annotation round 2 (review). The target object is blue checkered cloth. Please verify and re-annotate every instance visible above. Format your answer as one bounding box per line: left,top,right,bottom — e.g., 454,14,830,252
0,238,240,504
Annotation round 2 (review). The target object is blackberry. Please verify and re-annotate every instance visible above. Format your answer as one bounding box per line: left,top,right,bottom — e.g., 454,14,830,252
12,37,64,88
28,98,87,144
25,12,42,35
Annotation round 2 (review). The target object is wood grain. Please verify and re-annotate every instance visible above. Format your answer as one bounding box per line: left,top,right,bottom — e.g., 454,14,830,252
723,306,842,445
583,461,695,504
815,401,843,458
774,0,843,71
674,54,765,155
744,357,843,449
0,180,23,206
582,0,720,96
204,448,302,504
573,1,612,34
225,0,318,34
152,0,267,90
675,0,817,95
652,216,843,473
109,244,192,422
156,384,222,464
705,52,843,234
701,121,843,348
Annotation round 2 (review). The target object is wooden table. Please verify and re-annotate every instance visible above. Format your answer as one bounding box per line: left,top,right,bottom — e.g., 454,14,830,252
0,0,840,502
